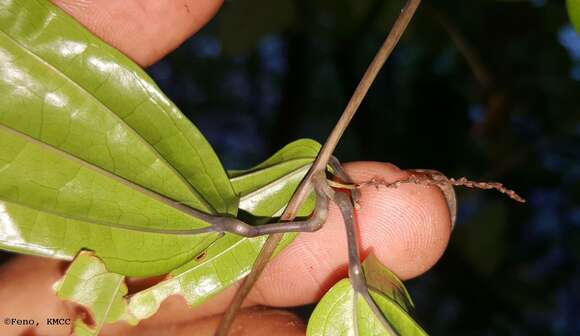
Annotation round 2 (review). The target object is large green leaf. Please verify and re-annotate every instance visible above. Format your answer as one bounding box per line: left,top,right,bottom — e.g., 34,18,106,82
54,251,137,336
128,139,320,320
0,122,222,276
307,255,427,336
0,0,237,213
0,0,240,276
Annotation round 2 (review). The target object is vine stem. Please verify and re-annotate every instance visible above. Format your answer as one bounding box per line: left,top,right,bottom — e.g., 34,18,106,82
215,0,421,334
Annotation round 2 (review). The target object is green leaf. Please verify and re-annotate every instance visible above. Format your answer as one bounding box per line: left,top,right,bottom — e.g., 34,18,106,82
230,138,321,216
568,0,580,32
0,117,221,276
54,251,137,336
363,254,414,311
0,0,237,214
0,0,239,276
307,256,427,336
127,139,320,320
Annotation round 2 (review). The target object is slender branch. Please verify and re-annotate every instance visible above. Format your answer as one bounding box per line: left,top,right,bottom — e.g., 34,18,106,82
216,1,421,334
310,0,421,173
426,5,494,90
426,5,513,138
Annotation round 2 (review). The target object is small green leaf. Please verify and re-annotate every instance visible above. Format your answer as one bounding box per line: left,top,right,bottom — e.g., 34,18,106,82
230,139,320,216
308,280,427,336
54,251,136,336
365,289,427,336
363,253,414,311
568,0,580,32
307,256,427,336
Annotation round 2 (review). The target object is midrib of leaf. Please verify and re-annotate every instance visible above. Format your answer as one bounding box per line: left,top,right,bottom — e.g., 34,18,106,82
364,291,398,335
0,27,215,213
91,274,123,336
0,197,185,237
368,285,412,312
0,198,220,266
0,200,220,266
229,158,315,177
229,158,313,184
0,124,216,230
323,285,352,336
353,291,360,336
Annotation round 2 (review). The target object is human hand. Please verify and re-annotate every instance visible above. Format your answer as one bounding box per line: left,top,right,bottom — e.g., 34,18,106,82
0,1,452,335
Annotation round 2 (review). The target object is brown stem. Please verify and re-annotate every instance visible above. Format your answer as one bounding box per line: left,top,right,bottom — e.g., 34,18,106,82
215,1,421,334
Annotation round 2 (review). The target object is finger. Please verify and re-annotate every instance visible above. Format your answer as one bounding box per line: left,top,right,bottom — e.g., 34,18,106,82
112,161,452,329
120,307,305,336
0,259,306,336
0,256,74,336
50,0,223,66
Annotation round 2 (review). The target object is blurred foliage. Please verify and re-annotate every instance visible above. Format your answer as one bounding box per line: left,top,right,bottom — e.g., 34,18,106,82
144,0,580,334
568,0,580,31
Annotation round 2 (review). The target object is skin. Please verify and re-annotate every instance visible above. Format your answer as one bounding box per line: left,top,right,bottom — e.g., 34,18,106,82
0,1,452,335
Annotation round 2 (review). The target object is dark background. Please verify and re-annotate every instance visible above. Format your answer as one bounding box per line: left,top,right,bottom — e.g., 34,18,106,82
145,0,579,335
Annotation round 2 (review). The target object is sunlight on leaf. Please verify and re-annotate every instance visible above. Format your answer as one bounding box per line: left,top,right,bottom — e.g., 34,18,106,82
0,0,238,276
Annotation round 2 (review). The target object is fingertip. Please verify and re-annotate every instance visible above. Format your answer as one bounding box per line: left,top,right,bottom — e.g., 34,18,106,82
344,162,452,280
252,161,452,307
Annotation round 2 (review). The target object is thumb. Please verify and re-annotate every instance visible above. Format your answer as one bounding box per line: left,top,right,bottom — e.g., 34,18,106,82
51,0,223,66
